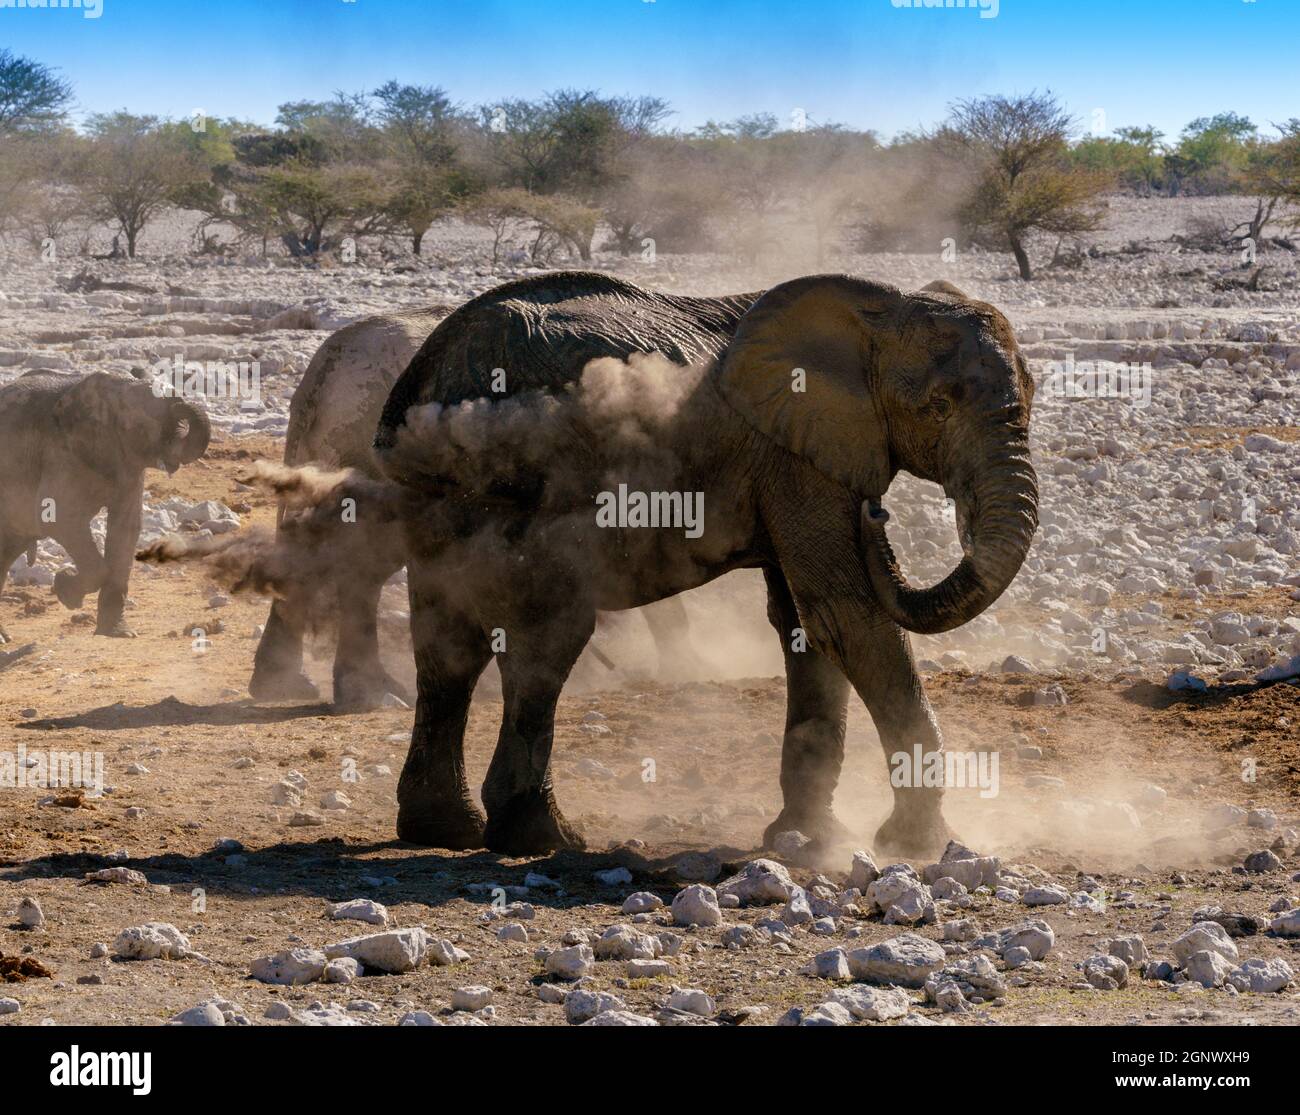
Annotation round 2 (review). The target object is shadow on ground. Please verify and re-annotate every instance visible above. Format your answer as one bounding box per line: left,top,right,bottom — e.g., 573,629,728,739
0,839,755,912
16,694,338,731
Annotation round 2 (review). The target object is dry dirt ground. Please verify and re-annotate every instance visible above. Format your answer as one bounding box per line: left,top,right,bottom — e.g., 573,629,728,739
1,431,1298,1027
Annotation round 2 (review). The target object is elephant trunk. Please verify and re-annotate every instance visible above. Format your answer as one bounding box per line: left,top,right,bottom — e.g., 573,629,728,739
174,402,211,463
859,446,1037,635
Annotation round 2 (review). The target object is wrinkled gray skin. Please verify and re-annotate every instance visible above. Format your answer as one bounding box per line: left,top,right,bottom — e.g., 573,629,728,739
250,308,705,710
374,272,1038,857
0,371,210,638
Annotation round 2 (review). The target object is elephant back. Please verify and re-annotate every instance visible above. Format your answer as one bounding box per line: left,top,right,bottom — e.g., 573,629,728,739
374,273,759,455
286,307,451,475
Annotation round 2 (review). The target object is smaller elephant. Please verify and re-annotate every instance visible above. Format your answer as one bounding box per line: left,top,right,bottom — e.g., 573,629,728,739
0,371,210,637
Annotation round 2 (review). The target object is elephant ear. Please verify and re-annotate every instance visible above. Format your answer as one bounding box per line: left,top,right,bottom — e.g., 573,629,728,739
716,274,901,497
53,373,154,477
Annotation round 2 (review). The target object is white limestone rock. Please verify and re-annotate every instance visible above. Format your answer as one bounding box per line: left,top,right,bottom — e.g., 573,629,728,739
250,948,327,985
671,884,723,927
112,922,191,961
324,928,430,974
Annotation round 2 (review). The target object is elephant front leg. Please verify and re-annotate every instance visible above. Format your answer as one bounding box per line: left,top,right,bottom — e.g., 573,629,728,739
94,490,142,637
51,518,107,616
481,607,594,856
764,484,955,859
852,622,956,859
761,568,853,852
395,563,493,849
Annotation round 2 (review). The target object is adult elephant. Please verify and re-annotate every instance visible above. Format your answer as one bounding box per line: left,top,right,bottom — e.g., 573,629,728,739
249,306,704,710
0,371,210,638
373,271,1037,857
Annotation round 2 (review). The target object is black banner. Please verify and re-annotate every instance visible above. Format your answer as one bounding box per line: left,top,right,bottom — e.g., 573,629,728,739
0,1023,1285,1099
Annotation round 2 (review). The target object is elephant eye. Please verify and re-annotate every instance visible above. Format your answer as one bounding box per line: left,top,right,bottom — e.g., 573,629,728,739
927,394,954,422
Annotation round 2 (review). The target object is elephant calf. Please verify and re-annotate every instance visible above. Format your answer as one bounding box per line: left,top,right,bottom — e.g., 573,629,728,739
371,271,1037,857
249,307,704,710
0,371,210,637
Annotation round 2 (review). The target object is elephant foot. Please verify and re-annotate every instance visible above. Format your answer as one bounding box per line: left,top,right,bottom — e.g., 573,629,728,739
396,798,487,850
379,672,412,705
53,571,85,611
874,805,957,861
249,669,321,703
95,620,136,638
484,792,585,856
333,669,407,713
763,806,854,860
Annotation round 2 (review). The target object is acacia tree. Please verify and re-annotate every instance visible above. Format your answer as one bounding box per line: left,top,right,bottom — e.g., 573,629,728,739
1240,120,1300,244
459,187,531,265
1169,112,1256,195
600,136,723,255
472,89,669,259
0,48,73,136
177,101,387,257
77,113,207,257
371,82,476,254
942,91,1109,280
1071,125,1165,195
0,50,76,235
14,132,87,250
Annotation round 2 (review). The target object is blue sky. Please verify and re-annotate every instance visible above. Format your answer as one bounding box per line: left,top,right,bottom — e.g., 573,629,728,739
2,0,1296,140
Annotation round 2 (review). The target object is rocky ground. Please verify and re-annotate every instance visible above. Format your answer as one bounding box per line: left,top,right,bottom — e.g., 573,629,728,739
1,195,1298,1026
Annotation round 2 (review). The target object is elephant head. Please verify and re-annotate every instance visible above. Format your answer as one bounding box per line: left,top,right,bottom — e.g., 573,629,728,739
717,274,1037,634
54,373,211,477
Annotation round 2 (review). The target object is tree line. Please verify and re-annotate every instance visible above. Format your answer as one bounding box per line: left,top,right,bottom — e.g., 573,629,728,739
1,48,1297,280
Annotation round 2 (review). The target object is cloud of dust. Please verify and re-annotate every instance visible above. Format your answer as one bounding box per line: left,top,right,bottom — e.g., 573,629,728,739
381,350,703,498
139,352,711,653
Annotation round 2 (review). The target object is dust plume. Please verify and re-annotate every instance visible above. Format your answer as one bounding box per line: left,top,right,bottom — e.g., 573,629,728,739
380,350,703,498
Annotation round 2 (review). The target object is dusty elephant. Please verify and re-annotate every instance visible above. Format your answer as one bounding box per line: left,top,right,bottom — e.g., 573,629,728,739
249,306,705,710
0,371,210,638
368,271,1038,857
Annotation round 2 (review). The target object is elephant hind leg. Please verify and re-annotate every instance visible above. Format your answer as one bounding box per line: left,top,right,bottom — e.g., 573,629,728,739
396,564,494,850
249,601,320,702
641,594,708,681
481,604,595,856
331,574,405,712
761,567,854,853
